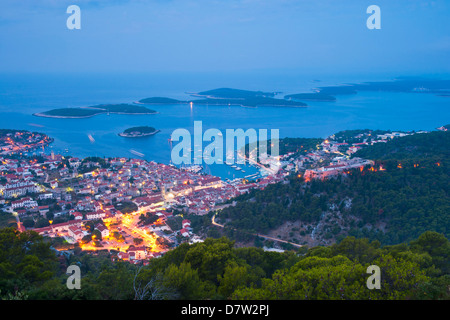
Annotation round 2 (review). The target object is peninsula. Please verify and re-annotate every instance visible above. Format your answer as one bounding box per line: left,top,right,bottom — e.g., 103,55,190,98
118,126,160,138
33,104,158,119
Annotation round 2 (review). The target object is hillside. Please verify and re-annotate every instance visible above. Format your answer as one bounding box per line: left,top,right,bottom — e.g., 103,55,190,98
0,228,447,300
215,130,450,246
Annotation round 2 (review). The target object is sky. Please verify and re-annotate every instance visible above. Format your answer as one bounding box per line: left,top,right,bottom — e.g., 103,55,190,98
0,0,449,75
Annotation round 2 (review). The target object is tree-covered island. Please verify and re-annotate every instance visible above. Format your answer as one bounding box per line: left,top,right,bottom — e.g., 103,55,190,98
33,104,158,119
138,88,308,108
118,126,160,138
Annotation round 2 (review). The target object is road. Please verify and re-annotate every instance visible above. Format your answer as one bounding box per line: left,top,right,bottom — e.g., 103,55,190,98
212,213,302,248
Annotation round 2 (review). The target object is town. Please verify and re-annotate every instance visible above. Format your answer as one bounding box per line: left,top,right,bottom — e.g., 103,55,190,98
0,128,427,264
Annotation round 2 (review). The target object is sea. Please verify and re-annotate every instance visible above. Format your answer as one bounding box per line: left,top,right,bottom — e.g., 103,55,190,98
0,72,449,180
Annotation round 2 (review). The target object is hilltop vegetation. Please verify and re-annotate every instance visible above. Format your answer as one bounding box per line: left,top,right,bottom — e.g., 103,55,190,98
217,130,450,246
354,130,450,160
0,228,448,300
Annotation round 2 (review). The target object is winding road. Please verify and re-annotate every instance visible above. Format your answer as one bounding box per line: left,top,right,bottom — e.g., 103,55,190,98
211,212,303,248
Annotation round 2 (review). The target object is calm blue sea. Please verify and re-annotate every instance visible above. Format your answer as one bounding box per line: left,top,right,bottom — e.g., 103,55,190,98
0,72,449,179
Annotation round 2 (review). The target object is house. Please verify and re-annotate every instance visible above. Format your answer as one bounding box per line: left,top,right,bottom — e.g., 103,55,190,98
127,246,147,260
85,211,106,220
11,197,37,210
117,252,129,261
72,212,83,220
180,228,190,237
68,226,84,241
39,193,53,200
95,224,109,238
182,219,191,229
38,205,50,215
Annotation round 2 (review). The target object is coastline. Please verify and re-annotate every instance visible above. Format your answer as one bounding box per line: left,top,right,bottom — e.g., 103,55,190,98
33,111,159,119
118,129,161,138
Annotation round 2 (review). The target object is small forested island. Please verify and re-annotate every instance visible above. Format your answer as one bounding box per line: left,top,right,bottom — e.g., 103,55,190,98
118,126,160,138
138,88,307,108
33,104,158,119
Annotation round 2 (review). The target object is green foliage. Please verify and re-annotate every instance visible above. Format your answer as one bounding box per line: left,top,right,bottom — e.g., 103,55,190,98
0,211,16,229
115,202,138,214
354,131,450,161
219,131,450,245
0,228,58,296
0,227,447,300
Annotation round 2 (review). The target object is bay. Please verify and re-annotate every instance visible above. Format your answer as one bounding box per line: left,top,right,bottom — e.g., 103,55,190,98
0,72,448,179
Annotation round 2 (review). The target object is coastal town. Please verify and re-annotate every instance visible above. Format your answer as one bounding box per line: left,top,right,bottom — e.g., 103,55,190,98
0,128,428,264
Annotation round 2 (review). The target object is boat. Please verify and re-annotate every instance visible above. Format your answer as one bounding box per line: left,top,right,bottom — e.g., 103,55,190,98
129,149,145,157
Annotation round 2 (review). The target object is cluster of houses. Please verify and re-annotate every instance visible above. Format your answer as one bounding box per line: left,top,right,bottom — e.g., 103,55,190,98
4,127,429,263
0,131,53,155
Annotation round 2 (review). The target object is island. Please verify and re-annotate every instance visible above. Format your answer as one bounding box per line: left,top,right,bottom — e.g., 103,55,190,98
33,104,158,119
118,126,160,138
284,92,337,101
138,88,308,108
190,88,276,99
136,97,186,105
313,78,450,97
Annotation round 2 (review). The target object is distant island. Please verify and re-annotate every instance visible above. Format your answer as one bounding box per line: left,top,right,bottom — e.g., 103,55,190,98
136,97,186,105
33,104,158,119
118,126,160,138
284,92,336,101
138,88,307,108
283,78,450,103
191,88,276,99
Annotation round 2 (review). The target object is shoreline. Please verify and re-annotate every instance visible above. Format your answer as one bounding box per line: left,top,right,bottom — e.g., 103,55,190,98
33,111,159,119
118,129,161,138
137,101,306,108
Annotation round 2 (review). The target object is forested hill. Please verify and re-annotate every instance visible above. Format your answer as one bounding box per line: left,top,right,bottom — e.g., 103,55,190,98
0,228,448,300
354,130,450,161
215,130,449,246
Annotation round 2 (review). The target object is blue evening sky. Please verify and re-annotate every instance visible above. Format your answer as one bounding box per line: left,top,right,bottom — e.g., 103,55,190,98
0,0,449,75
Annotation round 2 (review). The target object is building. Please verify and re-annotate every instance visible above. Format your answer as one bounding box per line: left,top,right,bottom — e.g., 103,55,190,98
127,246,147,260
95,224,109,238
11,197,37,209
